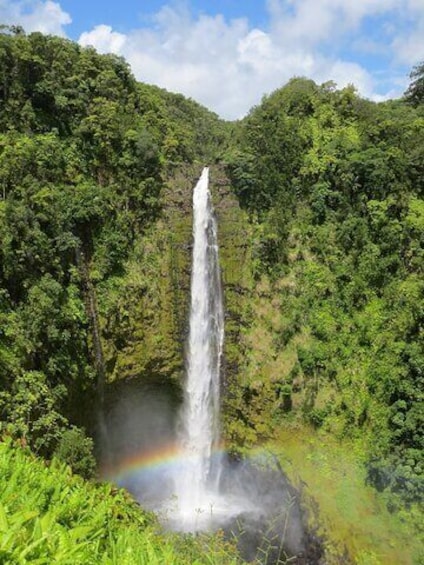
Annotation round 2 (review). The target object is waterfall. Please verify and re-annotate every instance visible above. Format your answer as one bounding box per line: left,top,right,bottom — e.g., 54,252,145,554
106,168,312,561
107,168,315,561
175,166,225,528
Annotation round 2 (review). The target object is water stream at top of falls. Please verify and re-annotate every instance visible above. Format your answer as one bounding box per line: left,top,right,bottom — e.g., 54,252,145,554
174,166,225,529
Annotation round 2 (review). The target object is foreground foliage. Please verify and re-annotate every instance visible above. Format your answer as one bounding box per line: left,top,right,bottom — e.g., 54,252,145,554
0,439,238,564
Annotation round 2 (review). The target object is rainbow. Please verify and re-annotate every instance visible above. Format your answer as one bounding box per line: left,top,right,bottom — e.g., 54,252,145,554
102,442,274,486
102,442,227,484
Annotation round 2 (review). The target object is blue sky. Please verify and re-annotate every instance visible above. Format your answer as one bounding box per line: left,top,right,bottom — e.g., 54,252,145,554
1,0,423,119
58,1,269,37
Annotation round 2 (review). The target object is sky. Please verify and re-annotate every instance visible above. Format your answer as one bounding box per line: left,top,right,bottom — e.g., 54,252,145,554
1,0,423,119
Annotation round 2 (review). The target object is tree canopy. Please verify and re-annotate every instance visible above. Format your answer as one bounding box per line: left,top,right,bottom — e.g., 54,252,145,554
226,76,423,505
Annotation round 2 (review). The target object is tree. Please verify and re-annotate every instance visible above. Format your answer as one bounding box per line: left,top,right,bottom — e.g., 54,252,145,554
405,61,424,106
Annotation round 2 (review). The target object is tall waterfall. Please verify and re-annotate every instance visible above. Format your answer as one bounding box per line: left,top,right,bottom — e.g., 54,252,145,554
175,166,224,528
107,168,311,561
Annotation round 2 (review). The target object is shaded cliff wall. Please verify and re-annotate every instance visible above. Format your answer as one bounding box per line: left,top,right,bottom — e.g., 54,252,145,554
96,167,194,384
95,165,253,398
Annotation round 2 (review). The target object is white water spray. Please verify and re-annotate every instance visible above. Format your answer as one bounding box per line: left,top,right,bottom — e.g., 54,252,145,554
174,167,225,528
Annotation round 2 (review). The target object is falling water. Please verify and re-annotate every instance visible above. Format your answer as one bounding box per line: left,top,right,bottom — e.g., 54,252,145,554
174,167,225,528
105,168,321,561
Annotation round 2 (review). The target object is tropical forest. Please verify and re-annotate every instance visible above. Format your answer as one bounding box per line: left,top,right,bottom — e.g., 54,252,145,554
0,25,423,564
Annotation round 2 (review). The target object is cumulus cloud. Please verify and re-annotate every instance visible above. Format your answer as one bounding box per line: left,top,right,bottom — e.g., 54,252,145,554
267,0,401,48
0,0,71,36
79,25,127,53
77,2,399,118
391,0,424,65
2,0,423,118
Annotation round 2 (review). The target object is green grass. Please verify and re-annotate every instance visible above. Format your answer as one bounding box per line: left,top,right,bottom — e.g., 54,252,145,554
0,439,239,564
271,426,424,565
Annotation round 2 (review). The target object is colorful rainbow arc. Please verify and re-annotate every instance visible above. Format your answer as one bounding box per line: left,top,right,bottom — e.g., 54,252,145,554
102,442,228,483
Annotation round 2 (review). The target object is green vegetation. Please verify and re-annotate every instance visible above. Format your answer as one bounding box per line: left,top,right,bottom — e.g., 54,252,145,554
0,24,422,564
0,439,238,564
0,26,227,463
273,426,423,564
224,76,423,509
0,26,237,563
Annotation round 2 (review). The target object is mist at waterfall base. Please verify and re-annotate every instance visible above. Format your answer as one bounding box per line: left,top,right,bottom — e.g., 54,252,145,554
101,169,321,563
102,386,318,562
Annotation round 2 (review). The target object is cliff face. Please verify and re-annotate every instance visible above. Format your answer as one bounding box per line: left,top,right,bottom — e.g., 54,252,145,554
209,169,255,436
97,167,191,384
97,165,253,394
96,164,300,450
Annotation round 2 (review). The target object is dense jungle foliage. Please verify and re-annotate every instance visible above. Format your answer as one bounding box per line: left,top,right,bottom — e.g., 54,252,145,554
225,75,423,506
0,25,423,563
0,27,226,471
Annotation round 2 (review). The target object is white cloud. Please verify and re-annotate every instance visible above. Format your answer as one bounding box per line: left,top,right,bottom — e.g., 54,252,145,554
393,28,424,66
79,25,127,53
77,3,392,119
391,0,424,65
268,0,401,48
0,0,71,36
324,60,375,96
2,0,423,119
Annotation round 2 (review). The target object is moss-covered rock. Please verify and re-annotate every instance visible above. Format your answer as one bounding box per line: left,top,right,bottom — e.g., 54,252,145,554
97,166,197,384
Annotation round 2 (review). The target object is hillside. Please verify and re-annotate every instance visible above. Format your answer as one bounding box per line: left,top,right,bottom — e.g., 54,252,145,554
0,27,423,564
224,78,423,508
